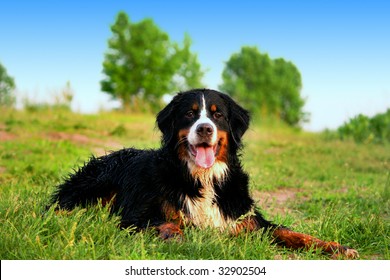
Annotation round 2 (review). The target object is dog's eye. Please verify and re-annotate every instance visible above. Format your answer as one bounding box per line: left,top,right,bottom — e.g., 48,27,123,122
213,112,223,120
185,111,195,119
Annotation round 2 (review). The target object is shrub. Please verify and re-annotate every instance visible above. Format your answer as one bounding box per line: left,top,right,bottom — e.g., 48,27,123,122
338,109,390,144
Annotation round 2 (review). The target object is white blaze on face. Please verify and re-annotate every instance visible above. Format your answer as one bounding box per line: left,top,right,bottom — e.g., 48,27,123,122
187,95,218,168
188,95,217,144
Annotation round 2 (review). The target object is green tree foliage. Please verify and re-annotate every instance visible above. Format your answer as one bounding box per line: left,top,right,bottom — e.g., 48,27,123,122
0,62,16,107
101,12,204,112
338,109,390,144
171,34,205,91
220,46,307,126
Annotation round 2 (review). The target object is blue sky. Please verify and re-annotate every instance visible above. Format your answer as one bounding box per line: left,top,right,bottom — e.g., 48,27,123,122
1,0,389,131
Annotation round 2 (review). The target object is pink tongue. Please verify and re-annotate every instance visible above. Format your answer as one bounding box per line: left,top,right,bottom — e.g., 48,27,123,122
195,146,215,168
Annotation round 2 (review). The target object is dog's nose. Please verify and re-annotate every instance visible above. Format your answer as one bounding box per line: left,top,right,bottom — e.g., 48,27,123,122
196,123,214,137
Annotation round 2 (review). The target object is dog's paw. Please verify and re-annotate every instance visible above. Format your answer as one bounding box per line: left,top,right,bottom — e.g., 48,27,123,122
332,247,359,259
344,248,359,259
157,223,183,241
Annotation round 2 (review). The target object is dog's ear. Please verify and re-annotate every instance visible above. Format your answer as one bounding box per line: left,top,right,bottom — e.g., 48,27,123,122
221,93,250,146
156,94,181,145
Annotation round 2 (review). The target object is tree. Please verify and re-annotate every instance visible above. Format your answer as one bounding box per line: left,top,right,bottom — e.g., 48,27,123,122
0,62,16,107
170,34,205,92
101,12,204,111
220,46,307,126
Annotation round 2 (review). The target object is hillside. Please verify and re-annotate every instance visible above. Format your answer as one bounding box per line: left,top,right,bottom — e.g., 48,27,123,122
0,108,388,259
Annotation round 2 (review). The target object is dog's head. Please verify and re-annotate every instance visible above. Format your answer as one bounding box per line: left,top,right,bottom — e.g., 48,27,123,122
157,89,250,173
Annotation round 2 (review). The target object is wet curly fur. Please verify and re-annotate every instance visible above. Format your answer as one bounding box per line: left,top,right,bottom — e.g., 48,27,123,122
50,89,358,258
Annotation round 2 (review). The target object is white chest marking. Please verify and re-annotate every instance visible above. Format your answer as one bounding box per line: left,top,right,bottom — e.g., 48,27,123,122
183,161,231,229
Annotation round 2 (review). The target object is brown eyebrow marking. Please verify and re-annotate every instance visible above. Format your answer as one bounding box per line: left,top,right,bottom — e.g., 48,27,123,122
210,104,217,112
192,103,199,111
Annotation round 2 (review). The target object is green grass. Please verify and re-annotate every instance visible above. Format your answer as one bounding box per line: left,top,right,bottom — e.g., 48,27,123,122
0,108,389,259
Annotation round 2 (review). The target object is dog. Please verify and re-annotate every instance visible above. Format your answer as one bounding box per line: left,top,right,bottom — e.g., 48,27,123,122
50,89,358,258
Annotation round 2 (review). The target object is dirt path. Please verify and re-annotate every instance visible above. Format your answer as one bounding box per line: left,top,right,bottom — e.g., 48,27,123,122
45,132,123,156
252,187,305,215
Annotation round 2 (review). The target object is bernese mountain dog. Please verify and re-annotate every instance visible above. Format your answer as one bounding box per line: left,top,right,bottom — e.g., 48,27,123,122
50,89,358,258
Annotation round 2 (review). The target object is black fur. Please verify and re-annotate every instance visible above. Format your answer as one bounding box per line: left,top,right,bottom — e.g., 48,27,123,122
49,89,359,258
51,89,275,232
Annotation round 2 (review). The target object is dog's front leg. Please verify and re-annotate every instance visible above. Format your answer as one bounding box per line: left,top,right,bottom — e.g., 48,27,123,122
232,214,359,259
156,222,183,240
272,227,359,259
158,203,185,240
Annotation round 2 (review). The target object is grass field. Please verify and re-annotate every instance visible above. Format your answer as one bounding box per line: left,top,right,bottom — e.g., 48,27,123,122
0,107,389,260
